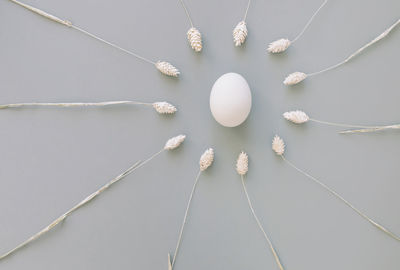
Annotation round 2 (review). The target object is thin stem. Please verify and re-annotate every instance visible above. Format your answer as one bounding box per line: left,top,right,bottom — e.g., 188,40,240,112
243,0,251,21
291,0,328,44
307,18,400,77
70,25,156,65
8,0,156,65
171,170,202,268
339,124,400,134
0,148,166,260
0,101,152,109
241,175,284,270
178,0,193,28
282,155,400,242
309,118,381,129
0,160,141,260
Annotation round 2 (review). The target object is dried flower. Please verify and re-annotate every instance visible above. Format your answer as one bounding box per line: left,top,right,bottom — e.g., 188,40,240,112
152,102,177,114
272,135,285,156
283,72,307,85
267,0,328,54
236,152,249,175
285,18,400,82
187,27,202,52
283,110,309,124
233,21,248,46
267,38,291,53
199,148,214,171
155,61,180,77
9,0,177,73
164,135,186,150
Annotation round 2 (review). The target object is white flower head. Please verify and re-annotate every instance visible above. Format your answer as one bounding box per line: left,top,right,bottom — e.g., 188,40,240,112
283,72,307,85
164,135,186,150
236,151,249,176
199,148,214,171
152,102,177,114
283,110,309,124
267,38,291,53
272,135,285,156
233,21,248,46
155,61,180,77
187,27,202,52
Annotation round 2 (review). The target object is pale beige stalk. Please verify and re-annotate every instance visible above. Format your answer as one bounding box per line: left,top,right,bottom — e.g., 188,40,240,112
273,135,400,242
237,152,285,270
0,101,177,115
283,110,399,134
284,18,400,85
8,0,181,76
0,135,186,260
170,149,214,269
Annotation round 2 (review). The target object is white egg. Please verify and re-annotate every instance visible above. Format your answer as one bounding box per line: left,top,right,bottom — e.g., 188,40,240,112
210,73,252,127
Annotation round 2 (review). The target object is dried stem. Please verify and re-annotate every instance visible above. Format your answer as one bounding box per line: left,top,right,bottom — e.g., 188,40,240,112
171,170,202,268
291,0,328,44
0,148,166,260
0,101,152,109
179,0,194,28
309,119,400,134
241,175,284,270
307,18,400,77
243,0,251,21
8,0,156,65
339,124,400,134
281,155,400,242
309,118,381,129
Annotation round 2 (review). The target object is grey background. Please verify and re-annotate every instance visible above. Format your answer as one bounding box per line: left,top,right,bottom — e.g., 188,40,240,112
0,0,399,269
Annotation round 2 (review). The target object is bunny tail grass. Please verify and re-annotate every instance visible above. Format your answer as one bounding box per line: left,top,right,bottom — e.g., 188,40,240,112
268,0,327,53
307,18,400,77
7,0,177,68
241,175,285,270
0,101,177,115
0,160,143,260
0,133,185,260
339,124,400,134
281,155,400,242
171,170,202,268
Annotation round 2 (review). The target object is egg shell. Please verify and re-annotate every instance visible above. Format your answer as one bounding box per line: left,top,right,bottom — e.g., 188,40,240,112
210,73,252,127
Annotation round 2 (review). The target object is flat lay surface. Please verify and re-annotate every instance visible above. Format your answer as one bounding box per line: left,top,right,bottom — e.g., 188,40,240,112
0,0,399,269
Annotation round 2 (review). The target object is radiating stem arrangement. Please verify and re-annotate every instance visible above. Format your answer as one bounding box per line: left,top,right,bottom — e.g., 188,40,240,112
168,148,214,270
233,0,251,46
283,18,400,85
272,135,400,242
236,152,285,270
8,0,180,77
267,0,328,53
179,0,203,52
0,100,177,115
0,134,186,260
283,110,400,134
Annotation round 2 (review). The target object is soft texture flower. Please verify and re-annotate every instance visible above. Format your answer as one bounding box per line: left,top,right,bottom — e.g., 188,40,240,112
267,38,291,53
283,110,309,124
187,27,202,52
236,152,249,175
272,135,285,156
233,21,248,46
283,72,307,85
155,61,180,77
152,102,177,114
199,148,214,171
164,135,186,150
